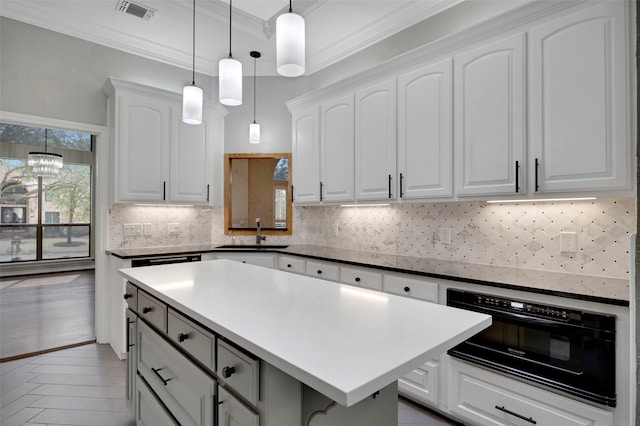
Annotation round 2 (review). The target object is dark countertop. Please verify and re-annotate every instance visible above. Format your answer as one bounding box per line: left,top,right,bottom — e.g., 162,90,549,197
107,244,629,306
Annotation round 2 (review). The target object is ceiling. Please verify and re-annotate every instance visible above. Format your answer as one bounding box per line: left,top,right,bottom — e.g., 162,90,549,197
0,0,465,76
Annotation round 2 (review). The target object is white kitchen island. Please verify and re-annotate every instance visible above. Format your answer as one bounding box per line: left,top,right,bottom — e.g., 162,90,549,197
120,259,490,425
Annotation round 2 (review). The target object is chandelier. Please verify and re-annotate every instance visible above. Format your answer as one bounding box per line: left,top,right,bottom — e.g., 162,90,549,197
28,129,63,178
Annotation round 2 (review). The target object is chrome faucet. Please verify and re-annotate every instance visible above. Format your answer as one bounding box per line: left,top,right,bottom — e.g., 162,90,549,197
255,218,266,245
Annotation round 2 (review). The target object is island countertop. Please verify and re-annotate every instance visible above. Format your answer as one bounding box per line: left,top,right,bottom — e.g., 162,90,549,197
119,259,491,407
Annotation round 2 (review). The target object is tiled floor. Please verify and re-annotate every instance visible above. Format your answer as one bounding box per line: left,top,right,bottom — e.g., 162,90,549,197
1,343,461,426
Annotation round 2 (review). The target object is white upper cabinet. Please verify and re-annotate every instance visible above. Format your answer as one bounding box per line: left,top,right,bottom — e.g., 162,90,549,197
320,94,355,203
104,78,225,205
528,2,630,193
115,91,171,203
397,59,453,200
454,33,525,197
355,79,397,201
291,107,321,204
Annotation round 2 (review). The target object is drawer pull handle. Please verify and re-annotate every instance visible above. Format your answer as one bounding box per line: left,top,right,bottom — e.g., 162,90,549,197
221,366,235,378
142,307,153,314
123,293,132,300
177,333,189,342
404,286,410,292
355,277,361,282
151,367,172,386
495,406,537,424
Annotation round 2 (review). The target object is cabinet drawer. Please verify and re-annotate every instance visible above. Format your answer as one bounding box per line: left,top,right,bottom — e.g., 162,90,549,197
384,275,438,303
167,308,215,371
124,282,138,311
135,375,178,426
399,359,439,406
450,359,613,426
306,261,340,282
138,320,215,426
138,291,167,332
217,340,260,406
218,386,259,426
278,256,306,275
340,267,382,291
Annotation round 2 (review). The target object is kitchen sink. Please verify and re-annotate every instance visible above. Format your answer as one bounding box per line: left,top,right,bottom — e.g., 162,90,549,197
216,245,289,249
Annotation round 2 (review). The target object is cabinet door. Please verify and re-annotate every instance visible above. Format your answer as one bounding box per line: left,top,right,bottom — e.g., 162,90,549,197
398,59,453,199
125,309,138,413
291,107,321,203
529,2,629,193
116,92,171,202
454,33,525,197
218,387,259,426
355,79,397,201
320,95,355,202
169,112,212,204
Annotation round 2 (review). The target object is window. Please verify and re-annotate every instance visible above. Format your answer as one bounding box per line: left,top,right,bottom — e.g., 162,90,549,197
0,124,94,263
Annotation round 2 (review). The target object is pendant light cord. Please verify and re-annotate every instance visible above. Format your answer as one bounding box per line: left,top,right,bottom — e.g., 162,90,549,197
228,0,233,58
289,0,292,13
191,0,196,84
44,129,48,153
253,56,256,123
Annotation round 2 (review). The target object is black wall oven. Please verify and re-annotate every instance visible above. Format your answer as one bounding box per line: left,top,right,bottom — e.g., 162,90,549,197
447,288,616,407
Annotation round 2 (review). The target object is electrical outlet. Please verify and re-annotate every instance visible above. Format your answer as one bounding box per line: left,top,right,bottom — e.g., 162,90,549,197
332,223,339,237
143,223,153,236
168,223,180,235
124,223,142,237
560,231,577,252
439,227,451,245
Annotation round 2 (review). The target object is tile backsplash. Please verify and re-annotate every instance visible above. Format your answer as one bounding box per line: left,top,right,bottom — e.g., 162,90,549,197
108,197,634,280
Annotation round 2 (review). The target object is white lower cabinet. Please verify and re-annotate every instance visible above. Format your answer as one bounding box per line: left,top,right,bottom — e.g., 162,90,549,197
340,266,382,291
449,358,613,426
398,358,439,406
306,260,340,282
218,386,259,426
137,320,215,426
278,255,306,275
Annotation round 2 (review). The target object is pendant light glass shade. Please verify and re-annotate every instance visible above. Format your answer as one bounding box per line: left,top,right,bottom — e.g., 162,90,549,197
249,122,260,144
276,2,305,77
183,84,203,124
28,129,63,178
182,0,203,124
219,0,242,106
219,57,242,106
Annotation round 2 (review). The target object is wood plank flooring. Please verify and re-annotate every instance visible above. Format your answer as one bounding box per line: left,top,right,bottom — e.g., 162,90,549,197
1,343,461,426
0,271,95,360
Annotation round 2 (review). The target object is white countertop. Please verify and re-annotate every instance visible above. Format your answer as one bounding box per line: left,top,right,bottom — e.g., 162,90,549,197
119,259,491,406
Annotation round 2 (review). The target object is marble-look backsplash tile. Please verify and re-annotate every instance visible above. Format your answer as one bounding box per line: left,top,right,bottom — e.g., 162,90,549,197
293,197,635,279
108,197,634,280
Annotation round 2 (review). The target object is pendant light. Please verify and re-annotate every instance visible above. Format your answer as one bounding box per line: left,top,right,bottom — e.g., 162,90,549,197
219,0,242,106
249,51,261,144
28,129,63,178
183,0,203,124
276,0,305,77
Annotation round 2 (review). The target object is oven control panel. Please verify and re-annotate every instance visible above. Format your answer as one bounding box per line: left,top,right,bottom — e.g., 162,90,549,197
473,294,574,320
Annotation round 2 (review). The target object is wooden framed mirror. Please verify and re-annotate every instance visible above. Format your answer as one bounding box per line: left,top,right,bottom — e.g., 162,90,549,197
224,153,292,235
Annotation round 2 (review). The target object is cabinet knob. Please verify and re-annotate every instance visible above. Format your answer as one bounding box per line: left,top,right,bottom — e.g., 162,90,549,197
123,293,132,300
287,264,292,268
177,333,189,342
221,366,235,378
355,277,361,283
142,307,153,314
317,270,322,274
404,286,410,293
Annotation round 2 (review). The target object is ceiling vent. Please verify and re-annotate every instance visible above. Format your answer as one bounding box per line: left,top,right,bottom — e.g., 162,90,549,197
116,0,156,20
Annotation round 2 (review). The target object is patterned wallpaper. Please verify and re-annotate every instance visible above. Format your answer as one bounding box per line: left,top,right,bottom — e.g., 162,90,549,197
108,197,635,280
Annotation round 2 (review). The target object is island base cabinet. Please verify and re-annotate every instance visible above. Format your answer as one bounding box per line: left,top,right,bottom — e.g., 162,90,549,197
218,387,259,426
136,376,178,426
125,309,138,413
449,358,613,426
302,382,398,426
398,359,439,407
137,320,215,426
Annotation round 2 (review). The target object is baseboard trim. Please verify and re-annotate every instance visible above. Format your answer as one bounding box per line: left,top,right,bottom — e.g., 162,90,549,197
0,339,97,363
